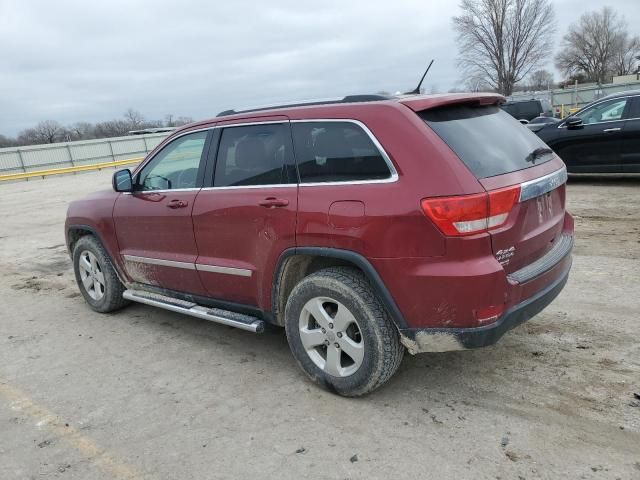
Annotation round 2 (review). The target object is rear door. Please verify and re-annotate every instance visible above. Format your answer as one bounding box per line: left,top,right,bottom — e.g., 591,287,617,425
113,130,211,295
191,118,298,309
421,104,567,274
621,95,640,173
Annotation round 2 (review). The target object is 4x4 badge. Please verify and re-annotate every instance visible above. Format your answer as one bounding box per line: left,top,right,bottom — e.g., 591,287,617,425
495,246,516,266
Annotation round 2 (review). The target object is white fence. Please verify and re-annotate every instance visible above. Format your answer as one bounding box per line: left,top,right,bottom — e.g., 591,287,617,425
551,80,640,111
510,79,640,116
0,133,170,174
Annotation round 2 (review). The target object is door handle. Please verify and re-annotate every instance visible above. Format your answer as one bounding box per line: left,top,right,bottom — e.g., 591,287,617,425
603,127,621,133
167,199,188,209
258,197,289,208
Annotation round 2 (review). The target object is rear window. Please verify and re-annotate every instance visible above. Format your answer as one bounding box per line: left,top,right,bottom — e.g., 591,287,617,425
420,105,553,178
518,101,542,119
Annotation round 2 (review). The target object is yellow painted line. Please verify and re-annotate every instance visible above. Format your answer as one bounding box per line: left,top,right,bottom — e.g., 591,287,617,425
0,380,152,480
0,157,144,182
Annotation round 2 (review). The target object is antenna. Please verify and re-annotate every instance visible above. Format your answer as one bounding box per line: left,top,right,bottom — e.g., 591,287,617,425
406,59,434,95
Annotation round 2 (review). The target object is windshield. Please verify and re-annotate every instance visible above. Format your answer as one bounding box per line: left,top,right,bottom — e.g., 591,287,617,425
420,105,553,178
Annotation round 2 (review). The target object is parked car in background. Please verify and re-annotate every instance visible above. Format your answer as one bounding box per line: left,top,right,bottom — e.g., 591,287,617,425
66,93,573,396
526,115,560,133
535,90,640,173
501,98,553,122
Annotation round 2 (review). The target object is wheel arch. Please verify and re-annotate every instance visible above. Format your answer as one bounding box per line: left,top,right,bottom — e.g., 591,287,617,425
66,224,129,286
271,247,407,329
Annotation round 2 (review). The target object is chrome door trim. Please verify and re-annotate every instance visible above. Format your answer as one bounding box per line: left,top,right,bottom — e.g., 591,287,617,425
518,166,568,202
195,264,252,277
215,120,289,128
122,254,253,277
124,188,202,195
200,184,297,191
123,254,196,271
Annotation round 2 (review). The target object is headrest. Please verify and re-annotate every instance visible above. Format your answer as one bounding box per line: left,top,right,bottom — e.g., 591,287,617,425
235,137,267,170
313,128,347,160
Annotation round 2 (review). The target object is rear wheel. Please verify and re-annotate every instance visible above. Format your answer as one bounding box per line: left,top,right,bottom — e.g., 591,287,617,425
72,235,129,313
284,267,404,396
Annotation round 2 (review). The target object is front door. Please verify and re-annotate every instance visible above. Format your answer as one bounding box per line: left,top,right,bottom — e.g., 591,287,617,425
555,96,629,173
113,129,211,295
191,120,298,309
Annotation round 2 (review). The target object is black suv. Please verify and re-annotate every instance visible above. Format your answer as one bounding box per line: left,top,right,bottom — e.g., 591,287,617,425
535,90,640,174
501,98,553,122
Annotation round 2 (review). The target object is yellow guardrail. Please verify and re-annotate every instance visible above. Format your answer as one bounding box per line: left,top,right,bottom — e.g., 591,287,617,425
0,157,144,182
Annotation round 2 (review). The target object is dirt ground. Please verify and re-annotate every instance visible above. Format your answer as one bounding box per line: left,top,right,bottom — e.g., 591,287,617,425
0,170,639,480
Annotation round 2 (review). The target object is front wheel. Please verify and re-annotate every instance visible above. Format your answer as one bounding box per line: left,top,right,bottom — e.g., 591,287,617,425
72,235,130,313
284,267,404,396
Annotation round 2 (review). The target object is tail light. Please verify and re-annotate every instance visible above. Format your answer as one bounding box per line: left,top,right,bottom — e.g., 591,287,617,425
421,185,520,236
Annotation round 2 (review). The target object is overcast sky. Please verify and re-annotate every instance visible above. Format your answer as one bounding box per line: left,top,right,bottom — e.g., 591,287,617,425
1,0,638,136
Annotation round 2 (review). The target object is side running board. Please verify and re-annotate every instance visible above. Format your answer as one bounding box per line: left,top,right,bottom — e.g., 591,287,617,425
123,289,265,333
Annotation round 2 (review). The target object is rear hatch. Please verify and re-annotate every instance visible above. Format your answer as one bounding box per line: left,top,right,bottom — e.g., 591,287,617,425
416,101,567,275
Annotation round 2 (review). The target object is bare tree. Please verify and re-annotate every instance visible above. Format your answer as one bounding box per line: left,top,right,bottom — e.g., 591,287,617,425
465,75,495,92
94,120,131,138
18,120,64,144
173,116,194,127
165,114,193,127
611,32,640,77
555,7,640,84
0,134,16,148
527,68,554,90
68,122,95,140
2,110,195,146
453,0,556,96
123,108,145,129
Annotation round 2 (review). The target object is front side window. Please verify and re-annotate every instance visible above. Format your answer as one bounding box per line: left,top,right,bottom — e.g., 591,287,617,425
137,131,207,190
214,123,290,187
292,122,391,183
575,98,628,124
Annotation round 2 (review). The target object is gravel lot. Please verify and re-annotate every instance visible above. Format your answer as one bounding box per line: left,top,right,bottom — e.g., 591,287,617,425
1,170,639,480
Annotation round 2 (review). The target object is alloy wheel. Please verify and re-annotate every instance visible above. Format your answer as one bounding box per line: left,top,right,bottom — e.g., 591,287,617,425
298,296,364,377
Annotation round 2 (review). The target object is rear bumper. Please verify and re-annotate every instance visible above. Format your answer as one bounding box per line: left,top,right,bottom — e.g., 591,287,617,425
399,259,571,354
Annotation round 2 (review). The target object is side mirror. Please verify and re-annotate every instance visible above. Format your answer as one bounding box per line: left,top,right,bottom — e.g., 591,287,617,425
112,169,133,192
565,118,583,130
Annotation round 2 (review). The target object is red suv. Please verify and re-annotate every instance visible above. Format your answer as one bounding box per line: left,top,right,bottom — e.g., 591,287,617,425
65,93,574,396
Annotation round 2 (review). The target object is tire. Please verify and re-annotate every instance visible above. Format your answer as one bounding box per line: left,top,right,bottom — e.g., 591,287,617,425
284,267,404,396
72,235,130,313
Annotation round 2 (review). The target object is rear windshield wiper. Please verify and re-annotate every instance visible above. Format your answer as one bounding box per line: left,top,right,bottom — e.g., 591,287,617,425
525,147,553,164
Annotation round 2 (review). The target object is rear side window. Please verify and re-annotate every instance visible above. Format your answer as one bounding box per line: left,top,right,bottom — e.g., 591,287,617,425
292,122,391,183
421,105,552,179
628,97,640,119
214,123,290,187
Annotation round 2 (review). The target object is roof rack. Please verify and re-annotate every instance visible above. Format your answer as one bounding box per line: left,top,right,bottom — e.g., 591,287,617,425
216,94,392,117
